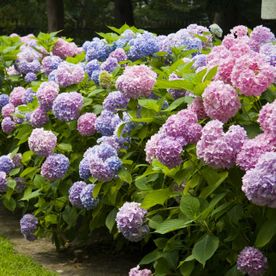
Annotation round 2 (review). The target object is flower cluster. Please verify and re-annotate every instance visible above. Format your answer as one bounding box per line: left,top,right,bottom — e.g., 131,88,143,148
116,202,149,242
0,155,15,173
258,100,276,139
196,120,247,169
52,38,82,59
37,81,59,110
77,112,97,136
0,171,7,193
103,91,129,112
129,266,152,276
9,87,26,107
20,214,38,241
41,55,62,75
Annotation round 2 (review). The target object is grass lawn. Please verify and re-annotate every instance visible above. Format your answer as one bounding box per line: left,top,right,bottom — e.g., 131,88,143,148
0,236,57,276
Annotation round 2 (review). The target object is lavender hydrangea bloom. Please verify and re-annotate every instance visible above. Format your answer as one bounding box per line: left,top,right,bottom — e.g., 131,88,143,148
52,92,83,122
28,128,57,156
41,153,69,181
22,88,35,104
20,214,38,241
15,59,40,75
30,107,49,128
79,157,91,180
192,54,207,70
237,247,267,276
97,136,120,151
100,57,118,73
242,152,276,208
41,55,62,75
260,42,276,66
55,62,85,87
2,103,15,118
77,112,97,136
95,110,121,136
129,266,152,276
103,91,129,112
24,72,37,82
258,100,276,139
109,48,127,62
0,94,9,109
85,59,100,77
69,181,87,208
91,69,100,84
37,81,59,110
249,25,275,51
0,155,15,173
9,87,26,107
0,172,7,193
79,184,99,210
188,97,207,120
116,202,149,242
1,117,16,134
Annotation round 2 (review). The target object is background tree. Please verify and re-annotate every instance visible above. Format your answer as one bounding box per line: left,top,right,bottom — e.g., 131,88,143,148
47,0,64,32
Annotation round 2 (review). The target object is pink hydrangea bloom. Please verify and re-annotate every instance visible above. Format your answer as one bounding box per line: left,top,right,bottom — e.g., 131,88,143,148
37,81,59,110
202,80,240,122
55,62,85,87
145,133,162,163
116,65,157,99
231,52,275,96
77,113,97,136
28,128,57,156
188,97,207,120
236,134,274,171
2,103,15,118
52,38,82,59
196,120,247,169
9,87,26,107
129,265,152,276
230,25,248,37
258,100,276,138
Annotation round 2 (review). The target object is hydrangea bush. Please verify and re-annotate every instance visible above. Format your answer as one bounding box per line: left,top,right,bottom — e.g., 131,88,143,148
0,24,275,275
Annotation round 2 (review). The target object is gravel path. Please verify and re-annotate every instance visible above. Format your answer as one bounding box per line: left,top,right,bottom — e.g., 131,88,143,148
0,206,137,275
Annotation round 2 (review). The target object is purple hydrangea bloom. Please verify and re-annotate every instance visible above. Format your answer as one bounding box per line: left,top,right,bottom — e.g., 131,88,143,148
237,246,267,276
79,184,99,210
129,266,152,276
116,202,149,242
103,91,129,112
97,136,120,151
202,80,241,123
28,128,57,156
128,31,160,60
37,81,59,110
41,153,69,181
79,157,91,180
22,88,35,104
55,62,85,87
15,59,40,75
11,153,22,168
1,117,16,134
0,155,15,173
77,112,97,136
2,103,15,118
192,54,207,70
20,214,38,241
52,92,83,122
196,120,247,169
0,94,9,109
0,171,7,193
115,30,136,48
69,181,87,208
100,57,119,73
249,25,275,52
260,42,276,66
24,72,37,82
109,48,127,62
41,55,62,75
30,107,49,128
95,110,121,136
236,134,274,171
85,59,100,77
48,69,57,82
242,152,276,208
9,87,26,107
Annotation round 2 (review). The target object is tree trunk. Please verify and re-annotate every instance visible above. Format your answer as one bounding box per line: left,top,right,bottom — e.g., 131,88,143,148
47,0,64,32
114,0,134,26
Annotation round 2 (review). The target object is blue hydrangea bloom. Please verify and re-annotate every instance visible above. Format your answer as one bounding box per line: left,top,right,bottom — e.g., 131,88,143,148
95,110,121,136
85,59,100,77
0,94,9,109
103,91,129,112
0,155,15,173
85,38,113,62
79,184,99,210
79,157,91,180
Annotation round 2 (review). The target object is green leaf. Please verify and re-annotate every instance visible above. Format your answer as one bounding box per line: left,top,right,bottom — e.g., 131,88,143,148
155,218,193,234
22,151,33,165
7,179,17,190
21,189,41,201
155,79,194,91
62,206,78,228
57,143,72,153
192,234,219,266
2,196,16,211
45,214,58,225
118,167,132,184
142,188,171,209
203,66,218,81
179,261,194,276
9,167,20,176
105,208,117,233
140,249,162,265
20,167,37,178
164,96,193,112
255,218,276,247
138,98,162,112
201,193,227,219
180,195,200,219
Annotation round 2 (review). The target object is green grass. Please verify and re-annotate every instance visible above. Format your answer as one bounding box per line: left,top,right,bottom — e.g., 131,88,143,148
0,236,57,276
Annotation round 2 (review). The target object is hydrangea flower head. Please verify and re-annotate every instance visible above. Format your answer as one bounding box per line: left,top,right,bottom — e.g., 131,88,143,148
95,110,121,136
84,37,112,62
52,92,83,121
22,88,35,104
258,100,276,138
69,181,87,208
0,172,7,193
242,151,276,208
129,266,152,276
249,25,275,51
0,94,9,109
85,59,100,77
41,55,62,75
109,48,127,62
20,214,38,241
77,112,97,136
55,62,85,87
100,57,118,73
0,155,15,173
188,97,207,120
30,107,49,128
1,117,16,134
260,42,276,66
37,81,59,110
103,91,129,112
79,184,99,210
1,103,15,118
9,87,26,107
202,80,241,122
28,128,57,156
24,72,37,82
209,24,223,38
53,38,82,59
237,246,267,276
116,202,149,242
116,65,157,99
41,153,69,181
